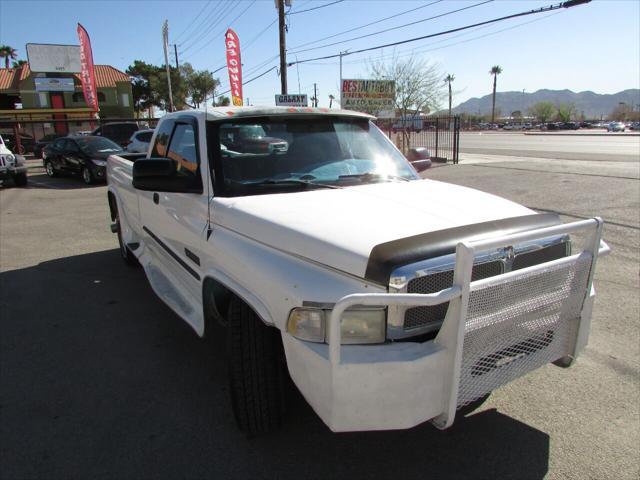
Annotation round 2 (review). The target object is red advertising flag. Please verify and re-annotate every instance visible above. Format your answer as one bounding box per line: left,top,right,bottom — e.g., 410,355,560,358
77,23,99,112
225,29,243,106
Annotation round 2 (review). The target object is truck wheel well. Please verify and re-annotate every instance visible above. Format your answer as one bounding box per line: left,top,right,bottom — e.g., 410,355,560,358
202,278,233,334
107,192,117,221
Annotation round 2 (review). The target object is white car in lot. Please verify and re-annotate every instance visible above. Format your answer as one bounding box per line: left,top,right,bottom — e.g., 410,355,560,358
0,134,28,186
126,129,154,153
607,122,626,132
106,107,608,435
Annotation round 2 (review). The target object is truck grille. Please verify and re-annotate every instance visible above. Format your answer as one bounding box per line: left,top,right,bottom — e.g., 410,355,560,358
403,242,568,333
405,261,503,330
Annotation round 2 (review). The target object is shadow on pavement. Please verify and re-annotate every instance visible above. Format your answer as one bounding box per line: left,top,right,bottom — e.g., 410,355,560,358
21,172,105,190
0,250,549,479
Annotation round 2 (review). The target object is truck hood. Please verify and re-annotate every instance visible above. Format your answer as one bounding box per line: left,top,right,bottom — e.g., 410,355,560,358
212,179,535,282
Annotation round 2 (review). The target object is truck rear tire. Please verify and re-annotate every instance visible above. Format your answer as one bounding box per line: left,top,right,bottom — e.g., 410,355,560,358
227,296,286,435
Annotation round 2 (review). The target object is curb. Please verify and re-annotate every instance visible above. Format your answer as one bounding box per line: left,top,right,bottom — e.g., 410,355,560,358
524,132,640,137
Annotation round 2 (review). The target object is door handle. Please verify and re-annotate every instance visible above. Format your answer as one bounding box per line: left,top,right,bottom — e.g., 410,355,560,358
153,193,159,204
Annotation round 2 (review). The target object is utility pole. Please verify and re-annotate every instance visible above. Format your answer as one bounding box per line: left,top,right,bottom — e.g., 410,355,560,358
162,20,174,112
313,83,318,107
277,0,287,94
339,50,348,109
174,44,179,70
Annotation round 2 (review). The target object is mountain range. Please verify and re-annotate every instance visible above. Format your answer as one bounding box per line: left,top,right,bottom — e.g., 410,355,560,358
452,89,640,119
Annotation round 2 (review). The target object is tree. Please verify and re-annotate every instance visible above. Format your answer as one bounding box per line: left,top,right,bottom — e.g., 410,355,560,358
608,102,639,121
0,45,18,69
214,96,231,107
126,60,158,116
556,102,576,122
489,65,502,123
180,62,219,109
11,59,27,68
328,94,335,108
528,101,555,123
369,54,443,118
444,74,455,117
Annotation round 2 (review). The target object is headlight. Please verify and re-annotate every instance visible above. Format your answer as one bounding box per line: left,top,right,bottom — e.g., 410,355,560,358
91,159,107,167
287,307,386,344
6,154,15,163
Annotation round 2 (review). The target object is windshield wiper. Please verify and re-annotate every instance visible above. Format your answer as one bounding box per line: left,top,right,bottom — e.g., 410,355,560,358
338,172,410,182
247,178,341,189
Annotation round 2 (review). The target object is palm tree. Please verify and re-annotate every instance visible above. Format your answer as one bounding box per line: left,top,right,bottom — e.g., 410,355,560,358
328,94,335,109
11,59,27,68
489,65,502,123
0,45,18,69
444,74,455,117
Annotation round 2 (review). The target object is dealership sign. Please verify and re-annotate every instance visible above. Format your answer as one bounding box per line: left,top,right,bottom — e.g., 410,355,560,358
26,43,81,73
341,79,395,117
275,94,308,107
34,78,75,92
77,24,99,112
225,29,243,106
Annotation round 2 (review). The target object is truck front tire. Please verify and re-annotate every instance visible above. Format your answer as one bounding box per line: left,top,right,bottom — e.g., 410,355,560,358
114,204,139,267
227,296,286,435
13,172,27,187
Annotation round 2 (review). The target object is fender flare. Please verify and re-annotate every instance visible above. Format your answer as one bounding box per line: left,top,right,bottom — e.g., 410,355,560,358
202,268,275,332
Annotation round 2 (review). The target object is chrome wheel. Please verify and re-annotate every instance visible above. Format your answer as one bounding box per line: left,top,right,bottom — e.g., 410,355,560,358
45,161,55,177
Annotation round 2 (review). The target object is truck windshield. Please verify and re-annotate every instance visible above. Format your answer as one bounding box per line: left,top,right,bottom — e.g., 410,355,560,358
213,117,418,196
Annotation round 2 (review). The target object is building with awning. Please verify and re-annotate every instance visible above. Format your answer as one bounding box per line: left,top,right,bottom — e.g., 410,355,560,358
0,63,134,136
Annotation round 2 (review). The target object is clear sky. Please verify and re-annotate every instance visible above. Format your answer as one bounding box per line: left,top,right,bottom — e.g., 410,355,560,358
1,0,639,109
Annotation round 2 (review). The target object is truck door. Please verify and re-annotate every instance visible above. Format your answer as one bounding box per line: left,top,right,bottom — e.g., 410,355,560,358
137,117,209,302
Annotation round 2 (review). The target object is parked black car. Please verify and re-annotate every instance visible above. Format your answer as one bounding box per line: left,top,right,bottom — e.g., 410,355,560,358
42,136,123,184
33,133,64,159
92,122,140,148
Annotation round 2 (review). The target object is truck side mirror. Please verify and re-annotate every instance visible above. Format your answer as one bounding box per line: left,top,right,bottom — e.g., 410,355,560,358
132,157,201,193
406,147,432,172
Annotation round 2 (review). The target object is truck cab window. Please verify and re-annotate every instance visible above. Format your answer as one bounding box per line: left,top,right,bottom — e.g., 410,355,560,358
167,124,198,177
151,120,174,158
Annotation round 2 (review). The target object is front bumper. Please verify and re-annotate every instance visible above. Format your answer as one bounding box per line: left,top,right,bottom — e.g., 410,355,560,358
0,164,28,179
282,218,609,432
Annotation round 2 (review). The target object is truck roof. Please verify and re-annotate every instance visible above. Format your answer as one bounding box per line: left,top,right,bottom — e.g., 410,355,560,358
162,106,375,122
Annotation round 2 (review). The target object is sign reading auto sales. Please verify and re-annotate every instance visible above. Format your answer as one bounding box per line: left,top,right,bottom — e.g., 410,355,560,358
225,29,243,107
341,79,395,117
77,23,99,111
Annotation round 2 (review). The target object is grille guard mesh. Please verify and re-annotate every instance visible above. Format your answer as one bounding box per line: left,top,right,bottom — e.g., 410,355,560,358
456,252,592,407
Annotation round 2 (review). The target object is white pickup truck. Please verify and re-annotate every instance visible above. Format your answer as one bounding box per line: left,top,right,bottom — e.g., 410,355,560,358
107,107,608,434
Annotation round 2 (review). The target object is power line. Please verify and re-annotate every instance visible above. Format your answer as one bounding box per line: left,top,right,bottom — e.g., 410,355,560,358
180,0,238,55
178,0,230,51
288,0,590,66
182,0,257,61
338,10,565,67
288,0,345,15
288,0,444,51
218,65,279,96
173,1,213,43
288,0,494,55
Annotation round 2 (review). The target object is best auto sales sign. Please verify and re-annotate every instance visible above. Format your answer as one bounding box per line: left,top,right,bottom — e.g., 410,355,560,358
225,29,243,106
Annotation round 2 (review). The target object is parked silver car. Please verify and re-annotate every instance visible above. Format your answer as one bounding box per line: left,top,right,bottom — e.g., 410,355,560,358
125,129,154,153
607,122,625,132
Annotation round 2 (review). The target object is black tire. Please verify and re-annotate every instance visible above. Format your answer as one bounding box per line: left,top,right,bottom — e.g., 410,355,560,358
227,296,286,435
81,166,93,185
13,172,27,187
114,205,139,267
457,393,491,417
44,161,56,177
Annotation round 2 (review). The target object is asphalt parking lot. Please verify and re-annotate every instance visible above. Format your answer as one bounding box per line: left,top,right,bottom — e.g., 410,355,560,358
1,146,639,479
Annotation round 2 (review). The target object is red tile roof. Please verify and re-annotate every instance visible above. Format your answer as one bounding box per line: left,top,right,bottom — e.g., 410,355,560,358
0,64,130,91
